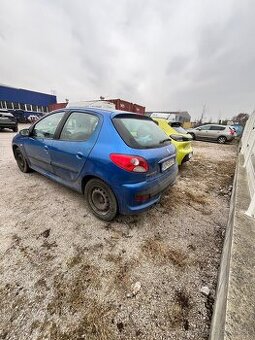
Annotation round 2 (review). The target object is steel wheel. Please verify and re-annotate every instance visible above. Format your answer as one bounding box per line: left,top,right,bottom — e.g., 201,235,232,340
91,187,110,212
85,178,118,221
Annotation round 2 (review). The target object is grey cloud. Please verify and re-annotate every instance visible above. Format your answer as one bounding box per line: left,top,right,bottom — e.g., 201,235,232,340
0,0,255,119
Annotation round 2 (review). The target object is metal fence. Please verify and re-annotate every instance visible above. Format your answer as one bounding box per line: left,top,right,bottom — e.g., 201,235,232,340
241,111,255,217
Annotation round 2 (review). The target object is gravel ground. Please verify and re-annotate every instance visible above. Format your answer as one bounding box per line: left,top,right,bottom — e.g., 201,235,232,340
0,126,237,340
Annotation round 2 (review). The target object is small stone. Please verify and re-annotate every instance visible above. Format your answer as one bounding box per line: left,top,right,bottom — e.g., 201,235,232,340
126,293,132,298
200,286,210,296
132,281,141,296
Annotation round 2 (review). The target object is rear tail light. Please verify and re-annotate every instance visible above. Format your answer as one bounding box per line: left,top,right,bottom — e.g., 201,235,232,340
110,154,149,173
229,128,235,135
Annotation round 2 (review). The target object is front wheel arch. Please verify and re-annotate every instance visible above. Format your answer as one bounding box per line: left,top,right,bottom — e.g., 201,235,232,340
189,133,196,140
14,146,31,173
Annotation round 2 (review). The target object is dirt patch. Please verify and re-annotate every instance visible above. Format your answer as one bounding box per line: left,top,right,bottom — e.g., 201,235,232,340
142,237,188,266
0,131,237,340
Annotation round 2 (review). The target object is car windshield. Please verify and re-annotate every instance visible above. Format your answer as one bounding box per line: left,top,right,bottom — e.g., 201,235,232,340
113,115,171,149
169,123,187,134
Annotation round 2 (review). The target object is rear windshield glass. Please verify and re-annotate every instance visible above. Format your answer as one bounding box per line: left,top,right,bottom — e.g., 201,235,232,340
113,115,171,149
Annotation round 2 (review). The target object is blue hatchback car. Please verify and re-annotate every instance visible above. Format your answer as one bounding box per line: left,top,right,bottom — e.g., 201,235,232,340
12,107,178,221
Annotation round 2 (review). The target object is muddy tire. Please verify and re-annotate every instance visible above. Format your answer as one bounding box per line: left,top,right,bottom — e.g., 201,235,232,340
85,178,118,221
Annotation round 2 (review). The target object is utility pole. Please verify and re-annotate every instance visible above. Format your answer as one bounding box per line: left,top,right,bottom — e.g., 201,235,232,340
200,104,206,124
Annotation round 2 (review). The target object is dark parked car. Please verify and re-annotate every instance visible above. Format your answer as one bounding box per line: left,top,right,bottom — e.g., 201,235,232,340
0,110,18,132
12,107,178,221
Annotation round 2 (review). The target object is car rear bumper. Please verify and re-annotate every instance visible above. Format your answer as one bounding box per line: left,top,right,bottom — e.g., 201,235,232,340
226,136,235,141
115,164,178,214
0,122,17,128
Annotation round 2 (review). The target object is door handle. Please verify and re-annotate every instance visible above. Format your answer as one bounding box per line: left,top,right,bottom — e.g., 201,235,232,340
76,152,83,159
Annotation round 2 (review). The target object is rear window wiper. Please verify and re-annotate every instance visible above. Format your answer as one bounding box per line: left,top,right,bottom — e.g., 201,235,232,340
159,138,171,144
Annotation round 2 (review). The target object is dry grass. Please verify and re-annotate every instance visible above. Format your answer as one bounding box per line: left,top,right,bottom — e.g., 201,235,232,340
165,289,191,330
142,238,188,266
47,262,101,316
166,303,183,328
36,261,115,340
114,258,139,290
104,252,139,291
37,299,114,340
104,253,122,264
184,190,209,205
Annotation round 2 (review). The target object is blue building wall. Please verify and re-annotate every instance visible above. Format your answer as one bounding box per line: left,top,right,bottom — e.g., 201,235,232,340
0,85,57,106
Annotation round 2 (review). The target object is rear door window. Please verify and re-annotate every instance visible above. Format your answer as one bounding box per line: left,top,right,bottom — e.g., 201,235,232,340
59,112,99,141
210,125,226,131
113,114,171,149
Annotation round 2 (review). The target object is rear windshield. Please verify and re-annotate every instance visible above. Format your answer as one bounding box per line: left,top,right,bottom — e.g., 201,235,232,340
113,115,171,149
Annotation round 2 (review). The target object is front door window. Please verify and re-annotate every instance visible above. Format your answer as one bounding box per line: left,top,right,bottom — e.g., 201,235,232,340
33,112,65,138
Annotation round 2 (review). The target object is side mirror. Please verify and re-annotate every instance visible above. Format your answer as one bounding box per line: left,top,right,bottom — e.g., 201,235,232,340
197,127,202,131
19,128,30,136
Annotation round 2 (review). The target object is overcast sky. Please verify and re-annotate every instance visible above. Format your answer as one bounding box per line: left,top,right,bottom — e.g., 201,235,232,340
1,0,255,120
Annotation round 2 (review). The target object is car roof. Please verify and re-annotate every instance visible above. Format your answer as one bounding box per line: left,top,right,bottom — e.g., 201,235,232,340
198,124,227,127
60,107,147,119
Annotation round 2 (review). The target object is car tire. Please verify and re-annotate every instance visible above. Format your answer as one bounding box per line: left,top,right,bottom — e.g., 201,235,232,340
13,126,18,132
190,133,196,140
217,136,227,144
85,178,118,221
14,148,31,173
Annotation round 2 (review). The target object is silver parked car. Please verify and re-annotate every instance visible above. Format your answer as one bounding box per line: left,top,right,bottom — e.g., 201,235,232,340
187,124,236,144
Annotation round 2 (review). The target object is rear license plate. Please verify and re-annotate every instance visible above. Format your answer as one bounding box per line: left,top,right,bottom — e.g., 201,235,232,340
161,158,175,171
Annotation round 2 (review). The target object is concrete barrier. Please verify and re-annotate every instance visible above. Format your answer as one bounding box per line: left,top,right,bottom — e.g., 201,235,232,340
209,154,255,339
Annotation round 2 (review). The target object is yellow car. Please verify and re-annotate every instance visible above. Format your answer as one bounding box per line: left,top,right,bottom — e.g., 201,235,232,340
153,118,193,165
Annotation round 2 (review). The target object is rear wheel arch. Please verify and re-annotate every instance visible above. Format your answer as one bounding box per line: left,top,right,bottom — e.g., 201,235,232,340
82,175,97,193
81,175,114,194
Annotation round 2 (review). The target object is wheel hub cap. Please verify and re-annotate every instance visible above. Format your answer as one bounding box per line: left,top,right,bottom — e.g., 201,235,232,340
91,188,109,211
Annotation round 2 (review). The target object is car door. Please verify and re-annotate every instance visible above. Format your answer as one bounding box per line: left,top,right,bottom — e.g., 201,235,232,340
195,125,211,140
24,111,65,173
208,125,226,140
49,111,101,182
